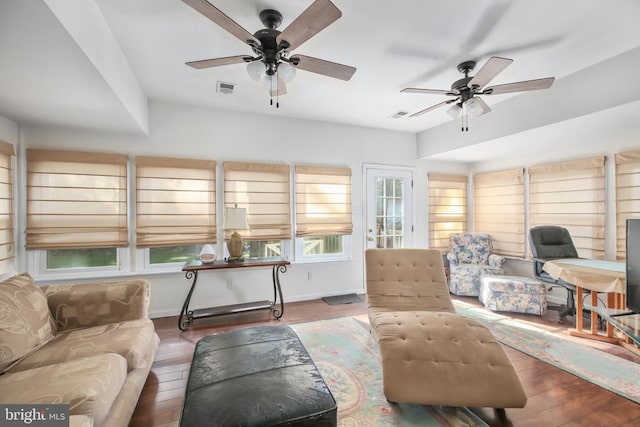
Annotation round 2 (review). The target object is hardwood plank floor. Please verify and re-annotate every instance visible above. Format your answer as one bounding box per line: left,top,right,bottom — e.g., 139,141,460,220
131,297,640,427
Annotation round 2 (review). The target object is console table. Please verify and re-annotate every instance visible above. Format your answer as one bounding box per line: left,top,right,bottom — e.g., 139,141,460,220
179,258,290,331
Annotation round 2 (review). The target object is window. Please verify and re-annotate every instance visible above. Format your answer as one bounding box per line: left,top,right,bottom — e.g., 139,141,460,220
615,150,640,260
0,141,15,274
136,156,216,267
528,156,605,259
295,165,352,260
26,149,128,272
428,173,468,252
474,168,525,257
224,162,291,259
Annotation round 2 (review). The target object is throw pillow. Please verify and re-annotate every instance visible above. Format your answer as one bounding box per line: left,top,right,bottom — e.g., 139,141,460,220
0,273,57,372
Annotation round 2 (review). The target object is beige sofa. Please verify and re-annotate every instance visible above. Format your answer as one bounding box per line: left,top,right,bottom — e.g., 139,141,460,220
0,273,159,427
365,248,527,414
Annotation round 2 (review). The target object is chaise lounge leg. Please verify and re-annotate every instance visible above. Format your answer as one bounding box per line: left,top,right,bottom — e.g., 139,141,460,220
494,408,507,423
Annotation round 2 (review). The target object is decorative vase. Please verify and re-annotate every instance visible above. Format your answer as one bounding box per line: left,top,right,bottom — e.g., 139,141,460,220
199,244,216,263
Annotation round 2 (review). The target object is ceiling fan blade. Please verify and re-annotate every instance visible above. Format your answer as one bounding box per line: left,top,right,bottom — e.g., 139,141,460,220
269,78,287,97
484,77,555,95
276,0,342,51
291,55,356,81
182,0,259,46
401,88,458,96
410,99,458,117
186,55,251,69
468,56,513,89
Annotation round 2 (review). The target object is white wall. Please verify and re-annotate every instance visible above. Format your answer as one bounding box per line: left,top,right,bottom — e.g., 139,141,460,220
19,101,439,318
0,114,18,144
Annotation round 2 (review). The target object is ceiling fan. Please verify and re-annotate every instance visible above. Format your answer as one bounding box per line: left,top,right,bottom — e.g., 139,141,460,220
181,0,356,106
401,56,555,131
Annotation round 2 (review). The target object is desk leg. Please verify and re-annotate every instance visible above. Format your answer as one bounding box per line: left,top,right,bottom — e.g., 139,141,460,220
575,286,584,332
179,270,198,331
271,264,287,319
570,286,620,344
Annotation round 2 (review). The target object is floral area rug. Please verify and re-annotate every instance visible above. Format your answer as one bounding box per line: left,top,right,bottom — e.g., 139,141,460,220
453,300,640,404
291,317,487,427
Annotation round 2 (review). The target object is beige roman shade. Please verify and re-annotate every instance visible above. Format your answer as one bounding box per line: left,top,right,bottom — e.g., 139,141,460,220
0,141,15,273
528,156,605,259
295,165,352,237
428,173,468,253
474,168,525,257
136,156,216,247
224,161,291,240
615,150,640,259
26,149,128,249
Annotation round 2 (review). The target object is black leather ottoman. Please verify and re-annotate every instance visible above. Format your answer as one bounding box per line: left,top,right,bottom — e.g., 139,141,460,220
180,325,337,427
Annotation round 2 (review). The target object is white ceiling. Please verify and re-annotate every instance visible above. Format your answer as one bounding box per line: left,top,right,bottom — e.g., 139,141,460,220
1,0,640,147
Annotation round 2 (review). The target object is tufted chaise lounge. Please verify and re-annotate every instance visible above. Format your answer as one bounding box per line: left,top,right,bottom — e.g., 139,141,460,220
365,248,527,411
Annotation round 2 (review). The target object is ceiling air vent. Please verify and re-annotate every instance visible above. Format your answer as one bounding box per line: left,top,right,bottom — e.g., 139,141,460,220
388,111,409,119
216,81,235,94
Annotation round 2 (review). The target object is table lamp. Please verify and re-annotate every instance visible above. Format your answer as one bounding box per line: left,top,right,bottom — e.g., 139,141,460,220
223,206,249,262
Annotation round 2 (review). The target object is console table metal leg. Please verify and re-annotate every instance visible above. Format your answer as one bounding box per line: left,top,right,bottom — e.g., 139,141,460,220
179,270,199,331
271,264,286,319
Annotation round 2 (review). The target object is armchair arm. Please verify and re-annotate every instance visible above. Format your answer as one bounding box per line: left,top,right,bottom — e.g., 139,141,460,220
446,252,459,266
42,279,150,331
488,254,506,268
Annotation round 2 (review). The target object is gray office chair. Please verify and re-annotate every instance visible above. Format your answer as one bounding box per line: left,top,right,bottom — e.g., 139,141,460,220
528,226,579,323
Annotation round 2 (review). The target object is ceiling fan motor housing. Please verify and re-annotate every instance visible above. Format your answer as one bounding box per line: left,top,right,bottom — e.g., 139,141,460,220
252,27,283,75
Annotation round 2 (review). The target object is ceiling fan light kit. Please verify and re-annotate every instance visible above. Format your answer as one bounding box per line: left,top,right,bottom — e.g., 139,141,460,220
182,0,356,108
402,56,555,131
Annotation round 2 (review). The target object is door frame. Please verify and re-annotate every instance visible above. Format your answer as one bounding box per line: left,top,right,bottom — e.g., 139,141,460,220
362,163,416,252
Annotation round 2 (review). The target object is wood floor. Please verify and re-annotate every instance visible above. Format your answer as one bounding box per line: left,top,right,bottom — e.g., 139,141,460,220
131,297,640,427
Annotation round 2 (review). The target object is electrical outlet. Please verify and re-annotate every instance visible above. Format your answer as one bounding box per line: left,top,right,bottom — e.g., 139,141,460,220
307,272,312,281
226,279,233,289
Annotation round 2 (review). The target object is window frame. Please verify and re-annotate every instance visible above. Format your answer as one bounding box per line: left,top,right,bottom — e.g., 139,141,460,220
28,247,130,280
294,235,351,263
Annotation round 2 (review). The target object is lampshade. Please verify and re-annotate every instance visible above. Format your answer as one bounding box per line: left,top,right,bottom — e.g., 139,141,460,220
278,62,296,83
223,207,249,231
262,74,277,91
466,98,484,117
446,103,462,118
247,61,265,82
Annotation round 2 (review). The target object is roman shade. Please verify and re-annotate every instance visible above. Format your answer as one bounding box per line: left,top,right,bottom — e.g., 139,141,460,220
223,162,291,240
428,173,468,253
26,149,128,249
473,168,525,257
295,165,352,237
136,156,216,247
528,156,605,259
615,150,640,259
0,141,15,273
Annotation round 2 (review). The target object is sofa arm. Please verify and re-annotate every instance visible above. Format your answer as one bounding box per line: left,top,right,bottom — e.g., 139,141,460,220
42,279,150,331
488,254,506,268
446,252,459,266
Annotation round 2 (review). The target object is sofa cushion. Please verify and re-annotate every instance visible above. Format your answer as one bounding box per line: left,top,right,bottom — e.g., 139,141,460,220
10,318,155,373
0,353,127,427
0,273,57,372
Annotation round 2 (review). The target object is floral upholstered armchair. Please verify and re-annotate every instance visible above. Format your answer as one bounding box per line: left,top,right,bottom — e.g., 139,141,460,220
446,233,505,296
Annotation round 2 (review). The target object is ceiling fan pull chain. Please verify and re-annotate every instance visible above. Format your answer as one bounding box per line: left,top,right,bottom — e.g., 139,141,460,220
276,69,280,108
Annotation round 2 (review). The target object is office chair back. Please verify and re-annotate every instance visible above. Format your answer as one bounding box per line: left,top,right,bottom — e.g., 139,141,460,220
529,225,581,322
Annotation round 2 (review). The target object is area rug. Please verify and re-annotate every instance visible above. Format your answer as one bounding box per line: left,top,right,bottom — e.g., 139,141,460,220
452,300,640,404
291,317,487,427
